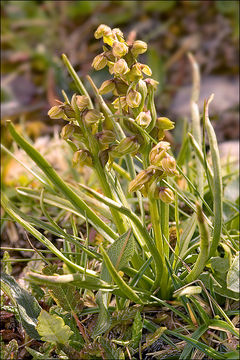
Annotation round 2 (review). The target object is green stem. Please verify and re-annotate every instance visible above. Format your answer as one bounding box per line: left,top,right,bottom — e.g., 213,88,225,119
160,200,169,258
94,158,127,234
149,198,169,297
184,203,210,283
62,54,93,108
7,121,117,242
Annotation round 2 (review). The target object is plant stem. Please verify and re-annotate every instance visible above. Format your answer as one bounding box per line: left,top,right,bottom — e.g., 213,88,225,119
149,198,169,298
184,203,210,283
62,54,93,108
94,158,127,234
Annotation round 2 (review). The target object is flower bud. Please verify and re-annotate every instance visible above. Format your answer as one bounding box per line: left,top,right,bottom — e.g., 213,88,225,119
109,136,140,158
139,64,152,76
128,168,153,192
159,187,174,204
92,53,107,70
126,90,142,108
156,117,175,130
145,78,159,91
48,105,66,120
75,95,90,111
60,124,78,140
135,111,152,128
73,149,92,167
149,141,171,166
127,63,143,82
113,59,129,75
137,79,148,99
94,24,112,39
131,40,148,57
96,130,116,145
83,109,104,125
99,149,109,167
112,41,128,58
113,79,128,96
61,104,75,119
161,155,178,176
98,80,115,95
112,96,128,111
112,28,124,40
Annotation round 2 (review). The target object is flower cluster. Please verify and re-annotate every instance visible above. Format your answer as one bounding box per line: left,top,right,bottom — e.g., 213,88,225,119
128,141,178,203
48,24,178,203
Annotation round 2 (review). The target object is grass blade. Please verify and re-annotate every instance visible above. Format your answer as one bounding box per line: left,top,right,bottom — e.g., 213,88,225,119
204,95,223,257
7,121,117,242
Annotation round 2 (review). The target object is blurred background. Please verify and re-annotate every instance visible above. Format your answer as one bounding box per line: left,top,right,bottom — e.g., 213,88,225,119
1,0,239,167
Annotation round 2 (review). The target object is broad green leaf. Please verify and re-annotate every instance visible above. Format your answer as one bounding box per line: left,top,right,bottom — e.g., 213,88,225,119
36,309,73,344
93,231,139,338
210,257,230,274
2,339,18,360
131,311,143,349
49,307,84,350
100,245,143,304
199,272,239,301
90,292,111,338
1,273,41,340
101,229,135,283
227,252,240,293
25,347,48,360
173,286,202,298
48,285,82,313
225,351,240,359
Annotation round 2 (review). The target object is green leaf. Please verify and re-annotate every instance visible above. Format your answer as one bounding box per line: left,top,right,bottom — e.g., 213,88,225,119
2,339,18,360
27,272,116,292
167,330,226,359
179,324,208,359
210,256,230,274
179,214,197,257
48,285,82,313
131,311,143,349
173,286,202,298
91,292,111,338
227,252,240,293
199,272,239,300
1,272,41,340
7,121,117,243
204,96,223,257
101,229,135,283
208,319,239,338
143,327,167,350
99,338,124,360
25,347,48,360
36,309,74,344
100,245,144,304
1,193,98,276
